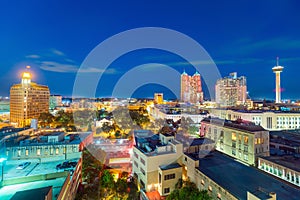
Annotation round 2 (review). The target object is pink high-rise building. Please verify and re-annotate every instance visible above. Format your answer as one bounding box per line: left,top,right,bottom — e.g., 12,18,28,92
180,71,203,103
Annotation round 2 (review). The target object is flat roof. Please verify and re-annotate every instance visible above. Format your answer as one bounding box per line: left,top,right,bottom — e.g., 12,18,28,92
270,131,300,146
197,151,300,200
202,117,266,132
0,176,66,200
260,155,300,172
159,163,181,170
10,186,52,200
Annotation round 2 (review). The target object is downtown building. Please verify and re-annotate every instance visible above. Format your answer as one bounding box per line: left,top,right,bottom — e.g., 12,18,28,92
215,72,247,107
211,108,300,131
132,131,183,198
0,129,93,199
180,71,203,103
10,68,50,127
200,117,269,166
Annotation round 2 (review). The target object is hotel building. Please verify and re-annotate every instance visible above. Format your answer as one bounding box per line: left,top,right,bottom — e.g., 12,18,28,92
215,72,247,107
200,117,269,166
180,71,203,103
10,68,50,127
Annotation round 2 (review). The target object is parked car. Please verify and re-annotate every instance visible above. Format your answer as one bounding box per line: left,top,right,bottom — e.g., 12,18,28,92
16,162,31,170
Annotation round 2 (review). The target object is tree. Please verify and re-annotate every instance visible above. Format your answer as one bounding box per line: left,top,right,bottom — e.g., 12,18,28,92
101,170,115,188
188,125,199,135
167,180,212,200
38,112,54,127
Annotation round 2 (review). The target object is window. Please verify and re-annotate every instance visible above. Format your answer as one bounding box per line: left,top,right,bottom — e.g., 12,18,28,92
140,158,145,165
56,148,59,155
232,133,237,141
134,152,139,159
134,161,138,168
244,154,248,161
164,173,175,180
159,173,162,183
140,168,145,175
25,149,29,156
201,179,205,185
50,148,53,155
244,136,248,144
37,148,41,156
185,157,187,162
164,188,170,194
208,186,212,191
232,149,236,156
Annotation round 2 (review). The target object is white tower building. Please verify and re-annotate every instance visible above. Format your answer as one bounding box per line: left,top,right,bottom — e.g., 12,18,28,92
272,57,284,103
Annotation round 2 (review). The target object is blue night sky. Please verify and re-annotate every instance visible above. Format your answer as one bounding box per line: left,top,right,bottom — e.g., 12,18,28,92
1,0,300,100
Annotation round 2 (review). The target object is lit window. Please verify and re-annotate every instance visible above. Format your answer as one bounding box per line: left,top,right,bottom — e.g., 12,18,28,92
25,149,29,156
37,149,41,156
56,148,59,155
244,136,248,144
232,133,237,141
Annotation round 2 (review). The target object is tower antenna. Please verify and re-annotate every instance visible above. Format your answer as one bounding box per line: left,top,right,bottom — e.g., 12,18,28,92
276,56,279,66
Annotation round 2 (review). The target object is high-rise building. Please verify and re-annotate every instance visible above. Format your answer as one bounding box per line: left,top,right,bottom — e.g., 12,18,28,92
180,71,203,103
215,72,247,107
10,67,50,127
154,93,163,104
272,57,284,103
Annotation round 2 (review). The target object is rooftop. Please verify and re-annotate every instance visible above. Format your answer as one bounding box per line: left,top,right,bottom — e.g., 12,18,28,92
10,186,52,200
202,117,266,132
0,158,80,200
197,151,300,200
270,131,300,147
5,132,91,147
159,163,181,171
260,155,300,172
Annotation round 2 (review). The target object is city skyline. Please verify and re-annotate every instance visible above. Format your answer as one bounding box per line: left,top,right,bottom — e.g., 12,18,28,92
1,1,300,100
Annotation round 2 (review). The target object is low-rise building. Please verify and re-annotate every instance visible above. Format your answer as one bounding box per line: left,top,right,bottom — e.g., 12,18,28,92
269,130,300,154
258,155,300,188
4,131,92,161
182,151,300,200
132,133,183,197
200,117,269,166
211,108,300,131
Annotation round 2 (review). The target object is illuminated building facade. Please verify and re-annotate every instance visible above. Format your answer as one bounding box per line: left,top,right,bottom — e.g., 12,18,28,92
200,117,269,166
154,93,163,104
180,71,203,103
211,109,300,131
215,72,247,107
10,67,50,127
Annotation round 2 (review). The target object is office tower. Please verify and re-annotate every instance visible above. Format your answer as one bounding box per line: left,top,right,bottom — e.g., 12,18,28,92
154,93,163,104
215,72,247,107
10,67,50,127
180,71,203,103
272,57,284,103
